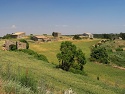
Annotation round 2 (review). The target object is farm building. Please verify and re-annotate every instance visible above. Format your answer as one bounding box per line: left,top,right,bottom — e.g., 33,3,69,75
11,32,25,39
32,35,51,42
3,40,26,50
52,32,61,37
82,33,93,39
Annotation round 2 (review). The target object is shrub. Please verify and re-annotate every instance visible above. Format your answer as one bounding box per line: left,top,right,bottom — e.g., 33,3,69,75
9,44,17,51
19,49,49,62
73,35,81,40
115,48,123,51
90,47,109,64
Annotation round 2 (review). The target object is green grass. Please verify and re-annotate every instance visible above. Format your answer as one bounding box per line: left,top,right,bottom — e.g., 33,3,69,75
0,39,125,93
29,39,99,63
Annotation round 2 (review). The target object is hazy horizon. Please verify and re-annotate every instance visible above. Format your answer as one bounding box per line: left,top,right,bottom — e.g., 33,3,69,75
0,0,125,36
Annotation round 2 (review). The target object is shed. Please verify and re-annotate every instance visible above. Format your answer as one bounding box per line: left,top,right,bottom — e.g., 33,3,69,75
33,35,51,42
11,32,25,39
52,32,61,37
83,33,93,39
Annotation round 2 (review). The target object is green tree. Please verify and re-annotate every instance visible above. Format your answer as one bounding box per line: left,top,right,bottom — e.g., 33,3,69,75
73,35,81,40
76,49,86,70
57,41,86,71
19,39,29,49
2,34,12,39
119,32,125,40
90,47,109,64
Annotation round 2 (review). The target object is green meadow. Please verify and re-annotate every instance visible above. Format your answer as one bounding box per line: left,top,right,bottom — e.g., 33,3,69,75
0,39,125,93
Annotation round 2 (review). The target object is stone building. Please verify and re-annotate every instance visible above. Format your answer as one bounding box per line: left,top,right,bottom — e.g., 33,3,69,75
82,33,93,39
4,40,26,50
11,32,25,39
32,35,51,42
52,32,61,37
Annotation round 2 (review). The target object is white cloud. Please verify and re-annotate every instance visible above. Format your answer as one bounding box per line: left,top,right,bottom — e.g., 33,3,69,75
11,25,16,29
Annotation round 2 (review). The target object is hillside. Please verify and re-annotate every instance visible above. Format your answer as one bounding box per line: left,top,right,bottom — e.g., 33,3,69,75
0,39,125,93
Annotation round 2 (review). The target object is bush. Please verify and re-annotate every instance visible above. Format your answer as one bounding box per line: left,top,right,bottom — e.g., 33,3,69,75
9,44,17,51
115,48,123,51
90,47,109,64
19,49,49,62
73,35,81,40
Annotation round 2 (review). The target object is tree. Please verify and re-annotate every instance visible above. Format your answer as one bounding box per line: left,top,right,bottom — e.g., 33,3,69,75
57,41,86,72
119,32,125,40
19,39,29,49
2,34,12,39
90,47,109,64
76,49,86,70
73,35,81,40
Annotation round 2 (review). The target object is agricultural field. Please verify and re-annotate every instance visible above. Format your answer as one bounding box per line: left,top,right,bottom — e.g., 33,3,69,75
0,39,125,93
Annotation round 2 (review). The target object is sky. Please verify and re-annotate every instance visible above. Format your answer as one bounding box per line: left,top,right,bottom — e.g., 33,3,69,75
0,0,125,36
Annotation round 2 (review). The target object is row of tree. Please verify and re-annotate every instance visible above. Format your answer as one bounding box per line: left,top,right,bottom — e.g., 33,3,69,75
93,33,125,40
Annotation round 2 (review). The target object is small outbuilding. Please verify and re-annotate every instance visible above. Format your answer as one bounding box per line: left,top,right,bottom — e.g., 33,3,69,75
82,33,93,39
11,32,25,39
32,35,51,42
52,32,61,37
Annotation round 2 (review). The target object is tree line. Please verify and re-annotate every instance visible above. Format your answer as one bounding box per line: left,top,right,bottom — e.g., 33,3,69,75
93,33,125,40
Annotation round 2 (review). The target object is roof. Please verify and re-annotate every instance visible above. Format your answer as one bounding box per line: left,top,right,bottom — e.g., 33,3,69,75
12,32,25,35
34,35,48,39
83,33,93,35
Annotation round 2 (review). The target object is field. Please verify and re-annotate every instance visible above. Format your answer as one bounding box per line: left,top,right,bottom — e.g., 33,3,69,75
0,39,125,93
29,39,99,63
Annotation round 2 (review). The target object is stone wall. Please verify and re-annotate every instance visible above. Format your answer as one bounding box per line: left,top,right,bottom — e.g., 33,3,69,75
4,40,26,50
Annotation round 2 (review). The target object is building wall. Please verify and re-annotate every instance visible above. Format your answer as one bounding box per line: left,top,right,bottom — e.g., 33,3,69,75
4,40,26,50
53,32,61,37
17,42,26,49
5,40,16,50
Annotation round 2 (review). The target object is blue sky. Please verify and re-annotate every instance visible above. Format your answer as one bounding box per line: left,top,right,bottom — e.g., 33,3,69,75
0,0,125,36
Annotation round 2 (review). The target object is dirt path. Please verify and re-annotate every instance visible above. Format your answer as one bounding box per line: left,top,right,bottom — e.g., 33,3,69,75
113,65,125,70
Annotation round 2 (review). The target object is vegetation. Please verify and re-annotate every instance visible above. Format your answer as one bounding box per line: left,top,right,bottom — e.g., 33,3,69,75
73,35,81,40
18,49,49,62
90,46,109,64
2,34,12,39
9,44,17,51
1,39,125,93
94,32,125,40
57,41,86,73
3,80,35,94
119,32,125,40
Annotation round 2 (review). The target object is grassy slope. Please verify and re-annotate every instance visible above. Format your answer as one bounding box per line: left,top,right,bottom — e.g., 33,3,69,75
0,39,125,93
29,39,98,63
